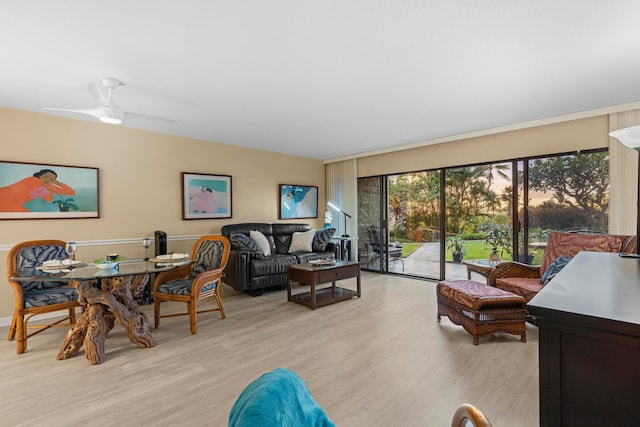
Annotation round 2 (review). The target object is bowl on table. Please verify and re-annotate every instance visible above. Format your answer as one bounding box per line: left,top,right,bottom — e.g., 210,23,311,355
93,261,119,270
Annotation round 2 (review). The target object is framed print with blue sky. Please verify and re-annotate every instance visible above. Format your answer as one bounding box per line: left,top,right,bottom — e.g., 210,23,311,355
279,184,318,219
181,172,232,219
0,160,99,219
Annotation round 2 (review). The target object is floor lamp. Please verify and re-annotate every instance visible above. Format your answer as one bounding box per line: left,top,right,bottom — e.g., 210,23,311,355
610,125,640,256
327,202,352,260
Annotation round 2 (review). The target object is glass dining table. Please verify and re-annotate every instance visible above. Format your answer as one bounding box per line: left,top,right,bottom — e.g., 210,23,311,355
12,259,190,365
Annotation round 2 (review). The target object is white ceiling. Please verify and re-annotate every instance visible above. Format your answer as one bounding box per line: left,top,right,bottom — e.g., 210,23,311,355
2,1,640,161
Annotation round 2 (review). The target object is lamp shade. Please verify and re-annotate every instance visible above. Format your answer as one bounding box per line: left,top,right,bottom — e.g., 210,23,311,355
610,125,640,149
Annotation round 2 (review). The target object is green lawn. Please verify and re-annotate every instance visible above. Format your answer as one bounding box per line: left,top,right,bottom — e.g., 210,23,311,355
446,239,544,264
394,240,543,264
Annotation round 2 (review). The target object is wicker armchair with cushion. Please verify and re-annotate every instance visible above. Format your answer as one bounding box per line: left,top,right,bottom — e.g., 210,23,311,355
153,234,230,334
7,239,81,354
488,232,636,302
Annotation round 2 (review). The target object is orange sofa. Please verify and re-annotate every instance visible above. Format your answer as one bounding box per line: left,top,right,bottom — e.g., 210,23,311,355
487,232,636,301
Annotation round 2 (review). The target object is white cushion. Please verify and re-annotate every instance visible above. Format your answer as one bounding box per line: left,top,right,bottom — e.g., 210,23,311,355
250,230,271,256
289,230,316,252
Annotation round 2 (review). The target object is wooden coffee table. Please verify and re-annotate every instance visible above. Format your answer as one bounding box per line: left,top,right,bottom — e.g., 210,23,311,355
287,261,361,309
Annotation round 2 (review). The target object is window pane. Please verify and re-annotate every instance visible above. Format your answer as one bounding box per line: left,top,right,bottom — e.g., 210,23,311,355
526,151,610,260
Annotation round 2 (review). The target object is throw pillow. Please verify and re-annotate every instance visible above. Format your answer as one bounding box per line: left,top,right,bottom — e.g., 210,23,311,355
289,230,316,252
250,230,272,256
229,233,259,252
312,228,335,251
540,255,572,285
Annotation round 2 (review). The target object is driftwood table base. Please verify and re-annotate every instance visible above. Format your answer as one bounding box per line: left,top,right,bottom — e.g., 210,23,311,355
57,275,155,365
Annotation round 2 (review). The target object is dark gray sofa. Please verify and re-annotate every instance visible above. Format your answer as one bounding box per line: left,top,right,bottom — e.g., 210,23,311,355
221,223,336,295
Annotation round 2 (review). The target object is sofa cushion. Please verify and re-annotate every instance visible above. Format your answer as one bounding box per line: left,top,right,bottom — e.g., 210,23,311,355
250,230,272,256
250,254,298,276
230,233,265,259
312,228,335,251
272,223,312,254
494,277,543,302
24,287,78,308
540,255,571,285
289,230,315,252
230,233,258,251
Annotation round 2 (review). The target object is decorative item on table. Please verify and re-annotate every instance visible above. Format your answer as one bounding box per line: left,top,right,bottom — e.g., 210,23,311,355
150,253,190,265
142,238,152,261
93,255,124,270
39,259,82,271
65,241,78,268
309,258,337,266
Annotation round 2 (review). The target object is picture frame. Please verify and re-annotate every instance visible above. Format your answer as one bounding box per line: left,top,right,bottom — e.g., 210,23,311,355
279,184,318,219
181,172,232,220
0,160,100,220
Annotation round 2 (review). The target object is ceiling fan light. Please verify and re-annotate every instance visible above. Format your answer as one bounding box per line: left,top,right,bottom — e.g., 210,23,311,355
99,116,122,125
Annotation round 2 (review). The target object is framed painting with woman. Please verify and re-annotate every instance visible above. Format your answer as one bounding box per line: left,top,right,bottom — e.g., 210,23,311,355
0,160,99,219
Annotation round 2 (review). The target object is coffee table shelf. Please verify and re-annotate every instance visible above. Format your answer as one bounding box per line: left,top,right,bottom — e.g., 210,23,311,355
290,286,359,309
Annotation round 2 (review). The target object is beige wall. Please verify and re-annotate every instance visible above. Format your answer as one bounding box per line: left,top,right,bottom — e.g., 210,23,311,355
357,116,609,176
0,107,326,320
0,109,616,321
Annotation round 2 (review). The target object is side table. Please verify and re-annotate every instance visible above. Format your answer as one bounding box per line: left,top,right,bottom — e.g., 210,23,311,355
463,259,500,282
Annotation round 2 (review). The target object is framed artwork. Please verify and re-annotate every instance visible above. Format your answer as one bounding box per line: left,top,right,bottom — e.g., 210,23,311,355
0,160,99,220
279,184,318,219
181,172,232,220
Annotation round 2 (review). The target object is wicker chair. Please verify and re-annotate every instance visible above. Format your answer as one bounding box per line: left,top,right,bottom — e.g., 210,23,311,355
451,403,493,427
153,235,230,334
488,232,636,302
7,239,81,354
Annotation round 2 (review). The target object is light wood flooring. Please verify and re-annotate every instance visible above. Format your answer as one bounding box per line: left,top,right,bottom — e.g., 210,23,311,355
0,273,539,426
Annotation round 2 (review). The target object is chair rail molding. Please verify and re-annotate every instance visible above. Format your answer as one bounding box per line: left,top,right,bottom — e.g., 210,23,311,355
0,235,202,253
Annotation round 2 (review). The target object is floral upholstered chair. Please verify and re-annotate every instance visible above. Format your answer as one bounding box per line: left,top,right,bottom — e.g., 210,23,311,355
153,235,230,334
488,232,635,302
7,239,80,354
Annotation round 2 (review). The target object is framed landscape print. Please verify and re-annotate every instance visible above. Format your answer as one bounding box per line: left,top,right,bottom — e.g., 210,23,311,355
279,184,318,219
181,172,232,220
0,160,99,219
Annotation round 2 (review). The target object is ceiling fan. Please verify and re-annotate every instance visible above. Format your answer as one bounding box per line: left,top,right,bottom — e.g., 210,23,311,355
44,77,177,125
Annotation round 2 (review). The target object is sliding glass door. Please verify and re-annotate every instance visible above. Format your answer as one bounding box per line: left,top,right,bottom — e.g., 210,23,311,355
357,149,609,281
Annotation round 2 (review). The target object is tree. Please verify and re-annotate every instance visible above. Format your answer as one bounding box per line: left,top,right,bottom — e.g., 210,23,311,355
528,152,609,229
483,163,510,191
388,194,406,240
445,166,490,233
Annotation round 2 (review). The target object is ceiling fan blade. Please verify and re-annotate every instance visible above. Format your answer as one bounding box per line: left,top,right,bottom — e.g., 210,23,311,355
123,112,177,125
43,107,102,119
45,77,173,126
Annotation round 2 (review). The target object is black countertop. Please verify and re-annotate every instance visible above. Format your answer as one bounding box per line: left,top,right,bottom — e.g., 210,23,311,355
528,251,640,336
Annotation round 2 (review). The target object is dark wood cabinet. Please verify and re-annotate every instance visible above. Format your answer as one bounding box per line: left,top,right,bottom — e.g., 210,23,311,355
528,251,640,426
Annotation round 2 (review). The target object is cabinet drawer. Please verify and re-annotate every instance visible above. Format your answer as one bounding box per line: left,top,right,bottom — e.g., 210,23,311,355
317,265,358,283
